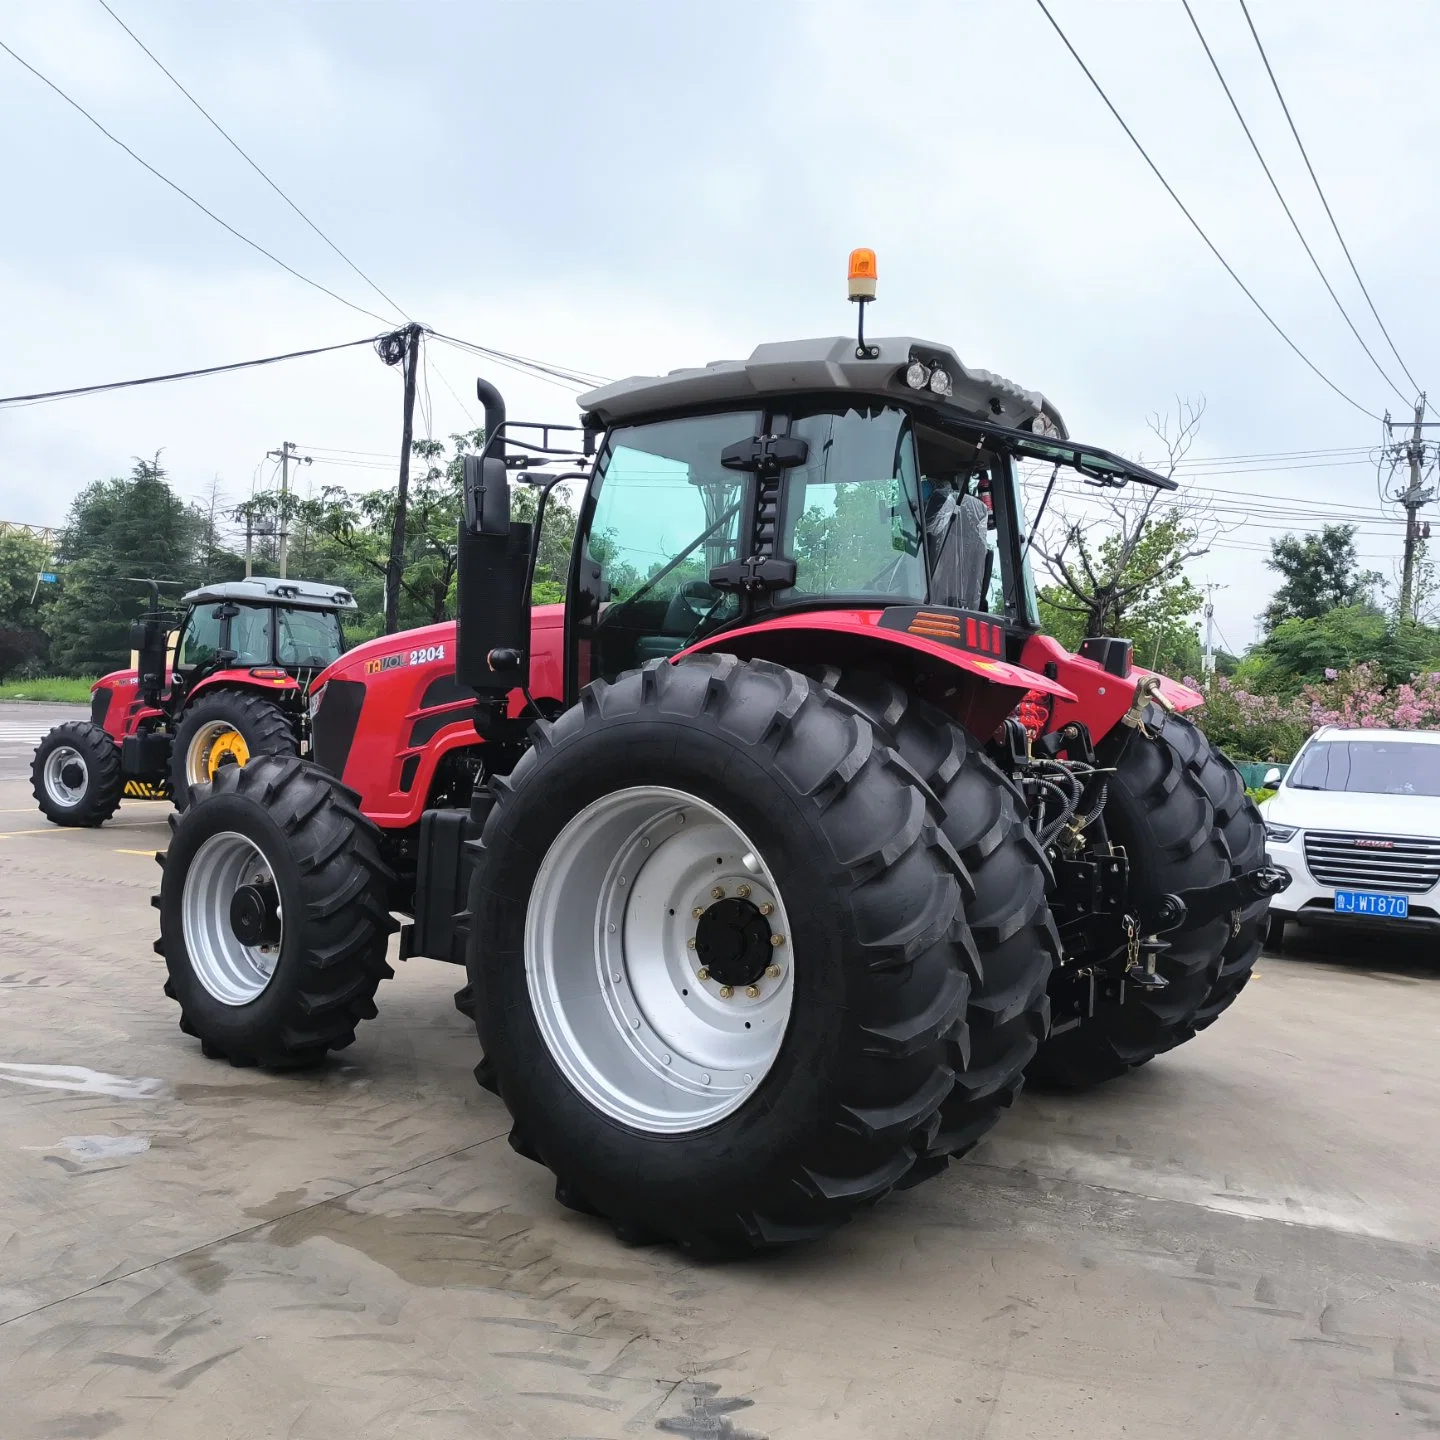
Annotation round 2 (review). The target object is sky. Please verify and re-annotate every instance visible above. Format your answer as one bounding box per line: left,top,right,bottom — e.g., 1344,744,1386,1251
3,0,1439,651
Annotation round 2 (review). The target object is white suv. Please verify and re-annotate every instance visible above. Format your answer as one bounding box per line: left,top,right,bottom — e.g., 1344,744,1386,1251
1259,726,1440,947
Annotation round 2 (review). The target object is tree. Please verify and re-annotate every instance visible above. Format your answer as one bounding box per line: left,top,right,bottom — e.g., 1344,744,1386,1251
44,456,209,675
1242,604,1440,692
1262,523,1381,631
0,530,55,678
1033,399,1213,674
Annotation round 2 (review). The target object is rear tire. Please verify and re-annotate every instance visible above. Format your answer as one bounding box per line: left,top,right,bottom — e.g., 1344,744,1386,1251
813,668,1057,1172
1027,705,1231,1091
170,689,299,812
156,754,396,1067
467,655,973,1254
32,721,122,827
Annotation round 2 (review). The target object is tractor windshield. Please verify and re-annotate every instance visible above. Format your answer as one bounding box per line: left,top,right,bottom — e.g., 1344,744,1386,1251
276,607,343,668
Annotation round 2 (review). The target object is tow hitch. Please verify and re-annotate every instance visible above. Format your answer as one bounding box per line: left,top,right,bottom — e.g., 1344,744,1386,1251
1143,866,1293,935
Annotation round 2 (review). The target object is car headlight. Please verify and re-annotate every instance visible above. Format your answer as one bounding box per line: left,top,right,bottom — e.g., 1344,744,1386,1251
1264,822,1298,843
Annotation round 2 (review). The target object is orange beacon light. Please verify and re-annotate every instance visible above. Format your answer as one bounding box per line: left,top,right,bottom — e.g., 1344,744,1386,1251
847,248,877,301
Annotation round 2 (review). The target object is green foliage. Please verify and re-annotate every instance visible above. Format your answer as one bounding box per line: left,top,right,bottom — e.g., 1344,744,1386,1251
0,530,55,679
1244,787,1276,804
1037,504,1205,678
1243,606,1440,693
44,457,214,676
1263,524,1381,631
0,675,96,702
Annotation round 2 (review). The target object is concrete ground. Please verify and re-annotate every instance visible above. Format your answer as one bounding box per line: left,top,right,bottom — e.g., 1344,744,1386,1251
1,701,1438,1439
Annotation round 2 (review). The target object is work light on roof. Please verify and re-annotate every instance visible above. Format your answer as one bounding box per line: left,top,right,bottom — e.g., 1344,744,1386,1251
905,361,928,390
928,367,953,397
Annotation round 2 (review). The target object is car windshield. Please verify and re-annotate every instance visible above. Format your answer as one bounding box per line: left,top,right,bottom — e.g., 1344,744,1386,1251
1287,739,1440,797
276,607,344,667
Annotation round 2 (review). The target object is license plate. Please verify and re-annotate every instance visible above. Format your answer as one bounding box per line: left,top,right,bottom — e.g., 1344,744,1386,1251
1333,889,1409,918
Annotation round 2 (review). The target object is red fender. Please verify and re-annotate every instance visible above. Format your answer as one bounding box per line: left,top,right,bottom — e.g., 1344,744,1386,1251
678,609,1075,741
185,669,302,705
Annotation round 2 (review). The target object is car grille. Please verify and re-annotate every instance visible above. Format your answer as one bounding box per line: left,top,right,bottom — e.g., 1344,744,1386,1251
1303,830,1440,894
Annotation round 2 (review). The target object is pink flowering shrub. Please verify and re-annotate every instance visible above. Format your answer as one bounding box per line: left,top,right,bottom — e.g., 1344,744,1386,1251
1190,664,1440,761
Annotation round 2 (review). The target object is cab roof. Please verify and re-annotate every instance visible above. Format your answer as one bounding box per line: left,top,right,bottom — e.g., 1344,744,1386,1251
578,335,1067,437
181,576,357,611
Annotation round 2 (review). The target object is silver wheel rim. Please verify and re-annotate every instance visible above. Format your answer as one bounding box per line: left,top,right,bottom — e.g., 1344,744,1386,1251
181,831,283,1005
186,720,245,786
42,745,88,807
525,785,794,1134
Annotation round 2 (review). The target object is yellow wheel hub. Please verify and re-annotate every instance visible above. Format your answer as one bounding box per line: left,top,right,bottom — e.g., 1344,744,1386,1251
187,722,251,785
206,729,249,777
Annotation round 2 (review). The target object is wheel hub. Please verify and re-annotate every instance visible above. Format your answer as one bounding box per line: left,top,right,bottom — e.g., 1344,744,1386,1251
695,896,773,988
59,760,85,790
229,877,281,948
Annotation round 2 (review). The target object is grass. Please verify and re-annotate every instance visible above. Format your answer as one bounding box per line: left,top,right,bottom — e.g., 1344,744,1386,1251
0,676,97,703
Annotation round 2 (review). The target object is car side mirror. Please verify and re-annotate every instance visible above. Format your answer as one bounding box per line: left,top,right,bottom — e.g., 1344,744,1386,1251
463,455,511,536
1262,766,1282,788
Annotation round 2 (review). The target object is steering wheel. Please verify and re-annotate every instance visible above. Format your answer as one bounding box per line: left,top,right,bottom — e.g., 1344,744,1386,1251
662,579,723,633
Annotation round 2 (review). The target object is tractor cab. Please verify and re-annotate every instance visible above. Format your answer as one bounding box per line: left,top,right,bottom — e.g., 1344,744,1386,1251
169,576,354,698
457,332,1174,733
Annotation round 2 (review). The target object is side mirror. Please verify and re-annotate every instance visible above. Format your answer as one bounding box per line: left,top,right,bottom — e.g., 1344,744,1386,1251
463,455,511,536
1262,766,1283,789
128,619,150,650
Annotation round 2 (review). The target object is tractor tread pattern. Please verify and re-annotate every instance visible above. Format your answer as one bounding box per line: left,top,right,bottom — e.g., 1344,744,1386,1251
169,689,299,812
467,654,974,1255
813,669,1058,1167
31,721,124,826
157,754,395,1068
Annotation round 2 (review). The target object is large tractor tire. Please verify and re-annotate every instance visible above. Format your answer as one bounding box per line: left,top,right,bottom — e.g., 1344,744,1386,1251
466,654,978,1254
32,720,123,827
814,668,1057,1176
155,754,396,1068
170,689,299,812
1189,745,1268,1032
1027,704,1233,1091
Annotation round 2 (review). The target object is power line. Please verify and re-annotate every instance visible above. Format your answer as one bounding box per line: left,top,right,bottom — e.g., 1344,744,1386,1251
426,330,612,391
0,36,396,327
1237,0,1422,397
1180,0,1409,405
93,0,409,324
1032,0,1382,423
0,334,383,407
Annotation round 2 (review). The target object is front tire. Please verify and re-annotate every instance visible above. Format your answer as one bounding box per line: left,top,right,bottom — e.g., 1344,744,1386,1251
32,721,122,826
170,689,299,812
467,655,973,1253
156,754,396,1067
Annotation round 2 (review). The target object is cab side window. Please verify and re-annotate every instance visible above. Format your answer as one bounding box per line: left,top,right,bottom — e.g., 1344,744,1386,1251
175,606,222,668
229,607,272,665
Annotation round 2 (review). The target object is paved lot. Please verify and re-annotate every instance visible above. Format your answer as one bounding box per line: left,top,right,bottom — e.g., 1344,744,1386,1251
1,702,1438,1438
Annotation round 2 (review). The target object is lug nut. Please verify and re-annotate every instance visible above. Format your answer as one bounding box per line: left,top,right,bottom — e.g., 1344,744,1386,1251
719,985,733,999
766,964,781,979
745,985,760,999
687,937,697,949
697,968,709,981
770,933,785,948
711,885,725,900
758,902,774,916
692,906,705,919
736,884,751,899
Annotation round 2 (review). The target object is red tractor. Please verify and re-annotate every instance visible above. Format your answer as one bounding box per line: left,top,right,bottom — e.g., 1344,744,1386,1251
32,575,355,825
154,290,1286,1254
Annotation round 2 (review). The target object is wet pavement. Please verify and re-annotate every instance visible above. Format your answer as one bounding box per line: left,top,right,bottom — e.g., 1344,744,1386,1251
0,743,1437,1439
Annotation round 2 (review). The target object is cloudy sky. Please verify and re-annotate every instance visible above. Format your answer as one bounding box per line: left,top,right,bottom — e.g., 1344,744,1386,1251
3,0,1438,649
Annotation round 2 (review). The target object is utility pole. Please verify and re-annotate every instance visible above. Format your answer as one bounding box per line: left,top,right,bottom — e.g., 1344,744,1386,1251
1397,395,1436,623
1201,582,1227,678
264,441,311,579
383,323,423,635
